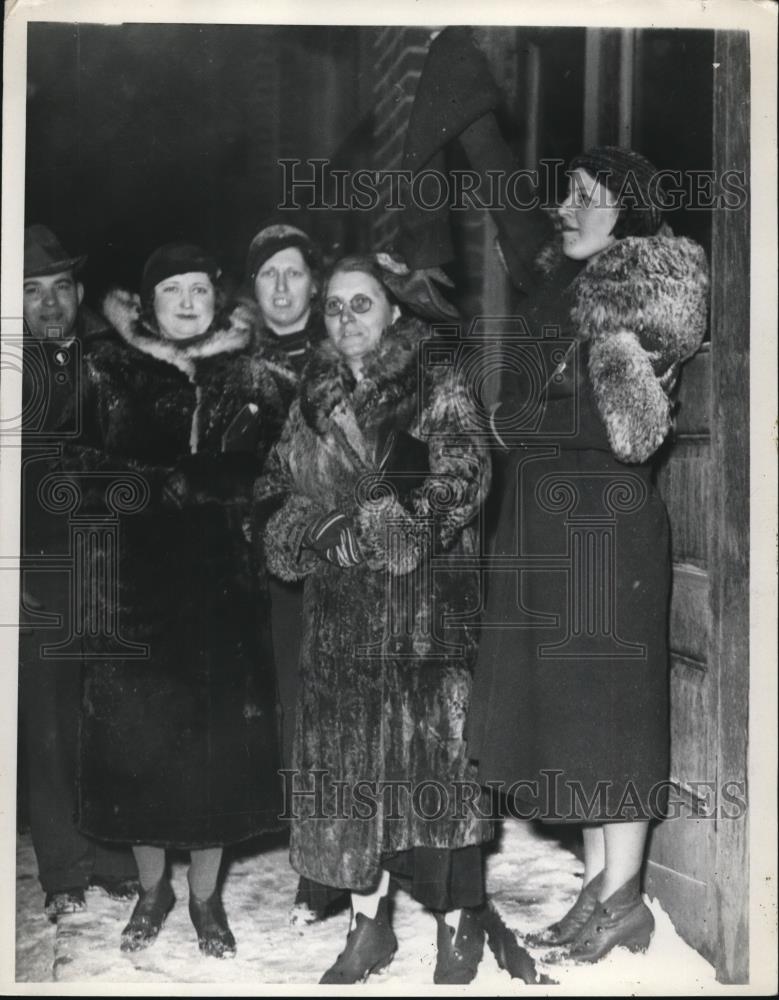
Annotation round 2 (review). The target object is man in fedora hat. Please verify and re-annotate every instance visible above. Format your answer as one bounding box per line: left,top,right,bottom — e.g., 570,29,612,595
19,225,138,919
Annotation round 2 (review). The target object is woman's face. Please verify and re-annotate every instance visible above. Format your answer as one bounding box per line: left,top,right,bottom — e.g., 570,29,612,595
153,271,215,341
557,168,620,261
254,246,316,335
324,270,399,367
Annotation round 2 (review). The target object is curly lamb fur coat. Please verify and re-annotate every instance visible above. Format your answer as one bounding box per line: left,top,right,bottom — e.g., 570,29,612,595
258,316,493,890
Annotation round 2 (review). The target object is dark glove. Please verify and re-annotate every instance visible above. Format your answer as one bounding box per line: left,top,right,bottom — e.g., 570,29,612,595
303,511,363,567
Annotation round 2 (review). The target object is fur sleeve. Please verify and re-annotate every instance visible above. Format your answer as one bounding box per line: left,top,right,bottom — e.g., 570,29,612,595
263,492,322,581
257,419,322,582
415,369,491,544
55,351,172,510
353,369,491,575
587,331,672,463
575,235,709,464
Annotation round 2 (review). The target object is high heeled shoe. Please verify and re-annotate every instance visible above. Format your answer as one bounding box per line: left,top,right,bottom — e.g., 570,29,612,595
434,907,485,984
120,878,175,952
525,870,604,947
567,874,654,963
188,891,237,959
319,896,397,984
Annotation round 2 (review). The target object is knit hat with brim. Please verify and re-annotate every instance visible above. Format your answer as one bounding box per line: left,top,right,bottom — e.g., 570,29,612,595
24,224,87,279
140,242,220,306
246,224,322,283
569,147,663,235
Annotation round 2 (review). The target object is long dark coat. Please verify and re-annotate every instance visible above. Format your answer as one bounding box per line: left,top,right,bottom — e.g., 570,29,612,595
467,231,710,822
260,316,493,891
61,311,296,847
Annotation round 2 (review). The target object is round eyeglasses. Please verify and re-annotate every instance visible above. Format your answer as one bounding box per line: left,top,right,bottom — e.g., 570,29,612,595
323,293,374,317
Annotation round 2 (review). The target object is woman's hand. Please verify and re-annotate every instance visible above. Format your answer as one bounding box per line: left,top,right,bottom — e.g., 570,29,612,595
303,511,364,567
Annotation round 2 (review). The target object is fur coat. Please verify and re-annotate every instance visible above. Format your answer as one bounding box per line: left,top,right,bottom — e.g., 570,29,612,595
258,316,493,890
60,308,297,847
569,232,709,462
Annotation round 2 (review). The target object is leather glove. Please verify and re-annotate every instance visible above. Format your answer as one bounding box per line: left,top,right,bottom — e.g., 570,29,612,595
303,511,363,567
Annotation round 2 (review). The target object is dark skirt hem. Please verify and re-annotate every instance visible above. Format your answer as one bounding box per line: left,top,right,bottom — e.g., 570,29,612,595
76,818,286,851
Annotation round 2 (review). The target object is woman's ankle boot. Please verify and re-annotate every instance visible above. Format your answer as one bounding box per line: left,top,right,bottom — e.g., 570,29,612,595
319,896,397,984
568,874,654,963
526,870,604,947
434,907,485,984
189,890,237,959
120,877,175,952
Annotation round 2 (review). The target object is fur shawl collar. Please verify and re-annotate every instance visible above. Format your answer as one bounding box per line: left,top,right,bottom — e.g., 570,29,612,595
571,233,709,462
571,232,709,364
299,315,430,437
108,298,251,382
527,228,709,462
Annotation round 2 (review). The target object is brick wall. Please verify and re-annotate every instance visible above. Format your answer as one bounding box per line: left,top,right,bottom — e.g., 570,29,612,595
369,27,435,252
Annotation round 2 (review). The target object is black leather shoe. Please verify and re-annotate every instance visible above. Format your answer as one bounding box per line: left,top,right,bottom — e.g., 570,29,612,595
567,874,654,963
526,871,604,947
44,888,86,921
319,897,397,984
89,874,140,901
434,907,485,985
189,892,237,959
120,878,175,952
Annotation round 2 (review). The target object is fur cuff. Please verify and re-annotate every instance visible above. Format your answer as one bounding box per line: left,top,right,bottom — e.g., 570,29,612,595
264,494,322,581
588,331,671,463
354,493,425,576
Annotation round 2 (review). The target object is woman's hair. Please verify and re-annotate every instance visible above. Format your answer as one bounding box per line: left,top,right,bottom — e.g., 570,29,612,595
246,225,323,286
323,255,400,303
322,253,458,324
570,146,664,239
322,255,402,312
611,203,663,240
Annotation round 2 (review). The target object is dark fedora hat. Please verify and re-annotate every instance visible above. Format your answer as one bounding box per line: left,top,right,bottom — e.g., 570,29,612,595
24,224,87,279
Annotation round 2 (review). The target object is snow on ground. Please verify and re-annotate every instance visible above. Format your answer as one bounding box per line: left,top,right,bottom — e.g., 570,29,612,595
15,819,718,992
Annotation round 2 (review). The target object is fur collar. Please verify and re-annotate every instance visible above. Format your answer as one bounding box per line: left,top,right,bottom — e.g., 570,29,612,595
107,294,251,381
571,232,709,362
577,233,709,463
533,220,675,281
299,316,429,436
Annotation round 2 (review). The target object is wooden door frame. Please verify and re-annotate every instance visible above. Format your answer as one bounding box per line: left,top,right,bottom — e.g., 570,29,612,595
709,29,750,985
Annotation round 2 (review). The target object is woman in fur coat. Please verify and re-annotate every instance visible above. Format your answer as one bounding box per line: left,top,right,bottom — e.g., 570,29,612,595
400,27,710,965
62,243,296,958
259,253,493,984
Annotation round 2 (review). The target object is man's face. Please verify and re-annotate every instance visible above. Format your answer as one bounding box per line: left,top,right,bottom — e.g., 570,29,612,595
23,270,84,341
253,246,316,335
